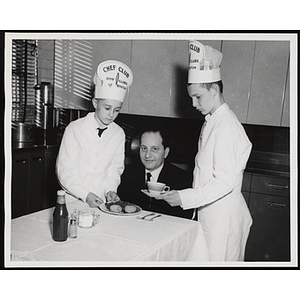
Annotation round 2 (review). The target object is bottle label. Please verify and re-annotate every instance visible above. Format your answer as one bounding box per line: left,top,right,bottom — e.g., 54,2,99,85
53,217,68,241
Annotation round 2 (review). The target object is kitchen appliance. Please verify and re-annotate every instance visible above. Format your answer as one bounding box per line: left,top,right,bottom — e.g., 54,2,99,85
34,82,54,145
12,122,34,148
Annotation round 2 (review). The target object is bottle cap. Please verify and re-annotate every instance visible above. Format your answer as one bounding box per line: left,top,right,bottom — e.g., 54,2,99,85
57,190,66,204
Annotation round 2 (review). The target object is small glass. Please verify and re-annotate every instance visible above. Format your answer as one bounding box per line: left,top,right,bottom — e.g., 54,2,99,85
73,209,100,228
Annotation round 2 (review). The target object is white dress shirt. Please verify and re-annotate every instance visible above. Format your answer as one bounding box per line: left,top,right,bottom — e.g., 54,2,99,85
145,164,164,182
56,112,125,202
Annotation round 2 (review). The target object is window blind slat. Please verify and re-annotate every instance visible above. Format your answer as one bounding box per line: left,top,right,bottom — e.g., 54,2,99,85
11,39,37,123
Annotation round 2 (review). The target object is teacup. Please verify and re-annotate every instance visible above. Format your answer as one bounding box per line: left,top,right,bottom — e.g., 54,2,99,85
73,209,100,228
147,182,170,195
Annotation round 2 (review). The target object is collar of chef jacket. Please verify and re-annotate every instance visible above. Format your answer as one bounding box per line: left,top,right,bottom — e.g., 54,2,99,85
89,112,112,134
205,103,228,123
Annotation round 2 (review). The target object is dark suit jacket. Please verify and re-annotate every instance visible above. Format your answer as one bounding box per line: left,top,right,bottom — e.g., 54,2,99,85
118,160,194,219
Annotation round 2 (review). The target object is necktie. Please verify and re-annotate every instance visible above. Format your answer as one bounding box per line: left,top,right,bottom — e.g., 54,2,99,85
97,127,107,137
146,172,152,182
146,172,152,208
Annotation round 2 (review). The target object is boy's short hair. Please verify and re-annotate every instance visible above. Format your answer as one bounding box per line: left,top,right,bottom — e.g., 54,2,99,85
188,80,223,94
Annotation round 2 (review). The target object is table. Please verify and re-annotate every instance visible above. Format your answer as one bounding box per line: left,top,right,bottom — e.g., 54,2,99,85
9,198,210,267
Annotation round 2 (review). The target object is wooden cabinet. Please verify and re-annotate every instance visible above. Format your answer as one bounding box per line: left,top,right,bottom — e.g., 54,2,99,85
242,172,252,206
281,68,290,127
222,41,255,124
44,146,61,209
127,39,290,126
12,151,30,218
12,149,45,218
28,150,45,214
12,146,60,218
52,39,290,127
169,40,194,119
245,174,290,261
129,40,175,117
247,41,290,126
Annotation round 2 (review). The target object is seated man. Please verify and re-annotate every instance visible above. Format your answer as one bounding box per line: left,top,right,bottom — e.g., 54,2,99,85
118,126,194,219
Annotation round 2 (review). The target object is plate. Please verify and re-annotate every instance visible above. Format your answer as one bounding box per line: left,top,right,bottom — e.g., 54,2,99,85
141,189,167,199
99,203,142,216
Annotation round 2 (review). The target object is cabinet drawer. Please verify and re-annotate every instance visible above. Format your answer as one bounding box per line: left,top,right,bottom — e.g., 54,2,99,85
242,172,251,192
246,193,290,261
251,174,289,197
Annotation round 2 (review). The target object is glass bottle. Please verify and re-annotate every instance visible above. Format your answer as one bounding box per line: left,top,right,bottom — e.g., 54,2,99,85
69,218,77,238
52,190,68,242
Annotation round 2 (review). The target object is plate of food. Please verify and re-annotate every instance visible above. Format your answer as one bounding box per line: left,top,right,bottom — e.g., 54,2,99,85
99,200,142,216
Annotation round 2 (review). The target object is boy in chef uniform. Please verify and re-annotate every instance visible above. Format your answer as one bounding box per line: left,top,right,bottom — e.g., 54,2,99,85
56,60,133,207
158,41,253,261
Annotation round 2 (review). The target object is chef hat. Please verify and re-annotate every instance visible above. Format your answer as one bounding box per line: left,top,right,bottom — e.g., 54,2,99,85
93,60,133,102
188,40,223,84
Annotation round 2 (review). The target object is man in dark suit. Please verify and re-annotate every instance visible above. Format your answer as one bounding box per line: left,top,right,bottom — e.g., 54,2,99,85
118,126,194,219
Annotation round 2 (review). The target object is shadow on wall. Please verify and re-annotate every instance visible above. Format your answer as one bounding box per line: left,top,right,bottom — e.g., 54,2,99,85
173,65,205,121
115,113,203,167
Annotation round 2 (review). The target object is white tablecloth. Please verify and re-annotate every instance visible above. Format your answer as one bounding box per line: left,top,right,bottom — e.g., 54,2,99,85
9,199,210,267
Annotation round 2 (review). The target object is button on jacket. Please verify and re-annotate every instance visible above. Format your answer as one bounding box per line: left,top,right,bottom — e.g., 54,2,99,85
56,112,125,202
179,103,252,261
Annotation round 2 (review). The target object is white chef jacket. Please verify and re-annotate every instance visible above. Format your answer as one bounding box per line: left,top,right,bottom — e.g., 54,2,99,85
179,103,252,261
56,112,125,202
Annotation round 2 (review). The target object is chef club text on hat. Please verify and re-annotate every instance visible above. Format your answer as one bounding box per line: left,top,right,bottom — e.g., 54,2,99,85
188,40,223,84
93,60,133,102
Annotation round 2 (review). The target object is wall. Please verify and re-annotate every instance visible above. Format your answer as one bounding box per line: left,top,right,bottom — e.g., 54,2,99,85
37,40,55,85
36,38,290,128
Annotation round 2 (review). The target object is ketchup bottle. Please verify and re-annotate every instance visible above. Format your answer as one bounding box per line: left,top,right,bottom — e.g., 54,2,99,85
52,190,68,242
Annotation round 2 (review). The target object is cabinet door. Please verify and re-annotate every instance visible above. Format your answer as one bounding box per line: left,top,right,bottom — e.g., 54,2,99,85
251,174,289,198
242,191,250,206
245,193,290,261
169,40,203,120
281,67,290,127
242,172,252,193
247,41,289,126
12,152,29,218
44,147,61,209
28,150,45,214
129,40,175,117
241,172,252,206
221,41,255,123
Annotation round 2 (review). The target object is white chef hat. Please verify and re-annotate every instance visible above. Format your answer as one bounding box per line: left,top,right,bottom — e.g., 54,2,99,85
188,40,223,84
93,60,133,102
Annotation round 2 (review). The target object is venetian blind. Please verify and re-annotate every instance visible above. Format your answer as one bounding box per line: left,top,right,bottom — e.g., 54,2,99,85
54,40,93,110
11,40,38,123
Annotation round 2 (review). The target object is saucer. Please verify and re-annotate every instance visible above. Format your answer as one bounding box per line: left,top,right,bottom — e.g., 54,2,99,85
141,189,167,199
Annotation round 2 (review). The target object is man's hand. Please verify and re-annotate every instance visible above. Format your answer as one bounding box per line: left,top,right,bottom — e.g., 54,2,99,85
86,192,104,208
106,191,121,203
156,190,182,207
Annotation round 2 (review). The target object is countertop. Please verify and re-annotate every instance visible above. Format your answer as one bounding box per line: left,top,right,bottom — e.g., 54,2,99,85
246,151,290,178
12,143,290,178
12,143,59,151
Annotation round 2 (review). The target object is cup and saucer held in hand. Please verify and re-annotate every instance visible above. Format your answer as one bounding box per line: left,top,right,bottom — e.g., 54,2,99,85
141,182,170,199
